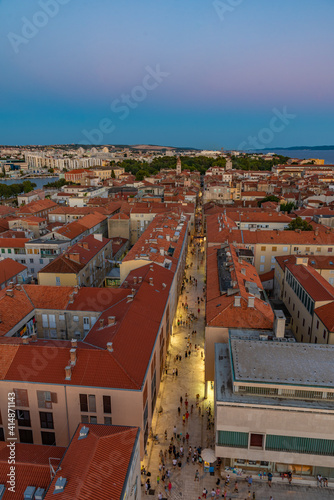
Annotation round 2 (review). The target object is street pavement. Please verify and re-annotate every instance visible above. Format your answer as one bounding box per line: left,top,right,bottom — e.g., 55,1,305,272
141,237,333,500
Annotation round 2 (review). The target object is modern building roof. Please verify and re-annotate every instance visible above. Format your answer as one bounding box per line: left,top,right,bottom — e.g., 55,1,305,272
230,338,334,388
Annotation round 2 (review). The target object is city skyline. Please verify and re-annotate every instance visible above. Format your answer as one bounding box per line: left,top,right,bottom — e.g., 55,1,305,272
1,0,334,148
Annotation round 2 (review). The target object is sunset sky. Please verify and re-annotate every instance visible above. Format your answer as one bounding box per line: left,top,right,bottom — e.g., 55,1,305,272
1,0,333,148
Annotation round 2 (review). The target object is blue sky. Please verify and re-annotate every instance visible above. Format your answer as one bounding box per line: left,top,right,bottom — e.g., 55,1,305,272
1,0,334,148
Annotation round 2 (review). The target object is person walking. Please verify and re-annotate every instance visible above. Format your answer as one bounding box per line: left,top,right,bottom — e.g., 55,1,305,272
194,470,199,481
168,481,172,494
202,487,207,498
268,471,273,487
173,425,177,438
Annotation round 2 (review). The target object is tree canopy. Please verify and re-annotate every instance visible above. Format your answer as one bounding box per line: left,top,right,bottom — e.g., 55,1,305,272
286,217,313,231
0,180,36,199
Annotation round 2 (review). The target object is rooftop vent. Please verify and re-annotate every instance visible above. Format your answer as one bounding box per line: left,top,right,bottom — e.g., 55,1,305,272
78,426,89,440
133,276,137,284
108,316,116,326
54,477,67,494
71,338,78,348
99,318,104,328
107,342,113,352
24,486,36,499
34,487,45,500
248,296,255,308
234,296,241,307
22,336,30,345
149,277,154,286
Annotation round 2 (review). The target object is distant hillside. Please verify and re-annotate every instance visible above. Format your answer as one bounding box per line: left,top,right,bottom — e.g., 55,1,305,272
256,145,334,151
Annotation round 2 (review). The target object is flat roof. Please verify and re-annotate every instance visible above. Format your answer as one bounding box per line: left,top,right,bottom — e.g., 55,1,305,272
230,339,334,388
215,343,334,410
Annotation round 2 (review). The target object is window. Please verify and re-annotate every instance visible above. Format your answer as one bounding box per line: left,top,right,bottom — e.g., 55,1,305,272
250,434,264,448
323,329,327,340
81,415,89,424
315,337,318,344
80,394,88,412
305,247,310,252
42,315,48,327
260,256,265,262
39,259,43,264
104,417,112,425
34,249,39,254
56,277,60,286
103,396,111,414
30,259,34,263
329,248,333,253
271,257,276,263
16,410,31,427
83,317,90,330
59,315,65,321
260,265,264,272
90,416,97,424
8,249,12,254
49,315,56,328
88,395,96,413
41,431,56,446
261,246,266,251
303,319,305,326
73,316,79,322
14,389,29,407
316,320,319,329
39,412,54,429
272,246,277,251
37,391,57,409
31,268,34,274
19,429,33,444
1,249,4,254
316,247,321,253
294,247,299,252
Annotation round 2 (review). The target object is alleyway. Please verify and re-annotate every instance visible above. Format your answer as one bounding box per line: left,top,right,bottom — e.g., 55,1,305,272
140,235,333,500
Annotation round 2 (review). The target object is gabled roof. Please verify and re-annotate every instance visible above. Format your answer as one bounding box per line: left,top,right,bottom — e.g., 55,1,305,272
44,424,139,500
285,263,334,302
315,302,334,332
0,258,27,284
0,287,34,337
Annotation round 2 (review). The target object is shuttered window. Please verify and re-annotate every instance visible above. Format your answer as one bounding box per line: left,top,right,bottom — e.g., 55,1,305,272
266,434,334,456
217,431,248,448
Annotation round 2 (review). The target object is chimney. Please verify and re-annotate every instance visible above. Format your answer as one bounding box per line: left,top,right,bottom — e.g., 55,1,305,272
234,296,241,307
79,241,89,250
133,276,137,284
138,276,142,283
160,248,165,256
22,335,30,345
71,338,78,348
127,294,134,302
248,296,255,308
68,252,80,263
273,310,286,338
70,348,77,366
99,318,104,328
108,316,116,326
149,277,154,286
6,289,14,298
107,342,113,352
94,233,103,242
65,365,71,380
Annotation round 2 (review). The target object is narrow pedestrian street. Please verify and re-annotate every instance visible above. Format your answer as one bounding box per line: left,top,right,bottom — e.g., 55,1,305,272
140,230,333,500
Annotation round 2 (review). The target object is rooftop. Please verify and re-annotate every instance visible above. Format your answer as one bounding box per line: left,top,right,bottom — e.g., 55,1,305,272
230,338,334,388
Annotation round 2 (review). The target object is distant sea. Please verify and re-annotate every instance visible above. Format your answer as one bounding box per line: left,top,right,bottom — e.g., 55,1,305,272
249,149,334,165
0,177,58,189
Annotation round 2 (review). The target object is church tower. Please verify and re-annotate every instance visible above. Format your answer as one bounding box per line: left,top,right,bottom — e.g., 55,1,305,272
176,156,182,175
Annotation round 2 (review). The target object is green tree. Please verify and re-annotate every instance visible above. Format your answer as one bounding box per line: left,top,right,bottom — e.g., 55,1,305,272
110,169,116,179
280,202,295,213
286,217,313,231
257,195,280,207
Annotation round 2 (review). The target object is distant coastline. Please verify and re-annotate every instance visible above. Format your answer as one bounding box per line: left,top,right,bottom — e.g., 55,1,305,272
253,145,334,151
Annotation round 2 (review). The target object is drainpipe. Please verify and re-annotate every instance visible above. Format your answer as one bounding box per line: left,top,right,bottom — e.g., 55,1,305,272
64,385,70,442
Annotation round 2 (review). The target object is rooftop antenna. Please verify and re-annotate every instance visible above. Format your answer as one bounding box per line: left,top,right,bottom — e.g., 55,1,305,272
49,457,62,480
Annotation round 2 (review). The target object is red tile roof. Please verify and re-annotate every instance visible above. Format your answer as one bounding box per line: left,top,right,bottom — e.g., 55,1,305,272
315,302,334,332
0,237,29,248
286,263,334,302
0,258,27,285
206,245,273,329
0,287,34,337
0,443,66,500
44,424,139,500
